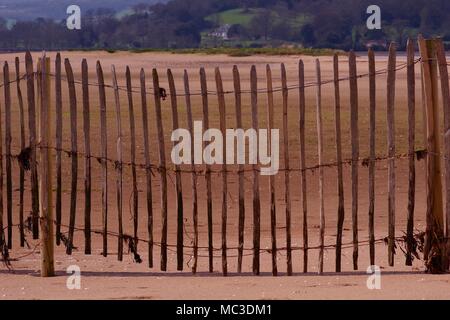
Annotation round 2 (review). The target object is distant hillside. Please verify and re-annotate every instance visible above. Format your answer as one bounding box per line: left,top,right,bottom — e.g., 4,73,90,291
0,0,168,20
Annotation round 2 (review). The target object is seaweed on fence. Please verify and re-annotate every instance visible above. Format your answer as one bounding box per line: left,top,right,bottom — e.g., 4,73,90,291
123,234,142,264
17,146,32,171
0,236,11,269
60,233,77,252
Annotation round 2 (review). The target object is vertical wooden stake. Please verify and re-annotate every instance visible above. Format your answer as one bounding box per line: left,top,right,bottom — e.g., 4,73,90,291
168,69,184,271
82,59,92,254
406,39,416,266
315,59,325,274
97,61,108,257
418,36,445,273
233,66,246,274
368,49,376,267
250,66,261,275
4,62,13,249
126,67,139,254
215,67,228,276
15,57,26,248
25,52,39,240
55,53,62,246
39,55,54,277
334,54,345,272
435,39,450,257
111,65,123,262
140,69,153,268
152,68,168,271
64,58,78,256
281,63,292,275
266,64,277,276
200,67,214,273
184,70,199,274
299,60,308,273
386,43,397,267
349,51,360,270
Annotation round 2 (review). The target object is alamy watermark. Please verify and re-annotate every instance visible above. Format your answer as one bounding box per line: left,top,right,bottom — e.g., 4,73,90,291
171,121,280,176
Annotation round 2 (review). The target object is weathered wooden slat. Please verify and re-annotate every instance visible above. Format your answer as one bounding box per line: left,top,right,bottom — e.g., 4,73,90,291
250,65,261,276
4,62,12,249
15,57,26,248
386,43,396,267
315,59,325,274
281,63,292,275
55,53,63,246
349,51,359,270
406,39,416,266
82,59,92,255
111,65,124,262
233,65,245,274
39,55,54,277
266,64,277,276
334,54,345,272
167,69,184,271
215,67,228,276
25,52,39,239
183,70,199,274
152,68,168,271
435,39,450,244
64,58,78,255
140,69,153,268
368,49,376,267
96,61,108,257
200,67,214,273
126,67,139,255
298,60,308,273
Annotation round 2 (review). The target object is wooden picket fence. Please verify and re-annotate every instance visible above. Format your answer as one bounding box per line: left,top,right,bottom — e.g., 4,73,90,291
0,37,449,276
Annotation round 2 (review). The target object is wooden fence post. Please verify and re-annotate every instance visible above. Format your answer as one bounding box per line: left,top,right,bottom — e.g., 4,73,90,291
4,62,13,249
349,51,359,270
25,52,39,240
418,36,446,273
266,64,277,276
55,53,62,247
15,57,26,248
334,53,345,272
64,58,78,256
435,38,450,269
39,55,54,277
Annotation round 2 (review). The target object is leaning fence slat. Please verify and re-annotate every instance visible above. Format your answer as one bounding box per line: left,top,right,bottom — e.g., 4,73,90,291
266,65,277,276
111,65,124,262
349,51,359,270
386,43,397,267
299,60,308,273
4,62,12,249
368,49,376,267
140,69,153,268
436,39,450,241
315,59,325,274
82,59,92,255
200,67,214,273
281,63,292,276
334,54,345,272
168,69,184,271
215,67,228,276
0,61,3,251
15,57,26,248
184,70,199,274
97,61,108,257
126,67,139,256
406,39,416,266
25,52,39,239
233,66,245,274
250,66,261,276
152,68,168,271
55,53,63,246
64,58,78,255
